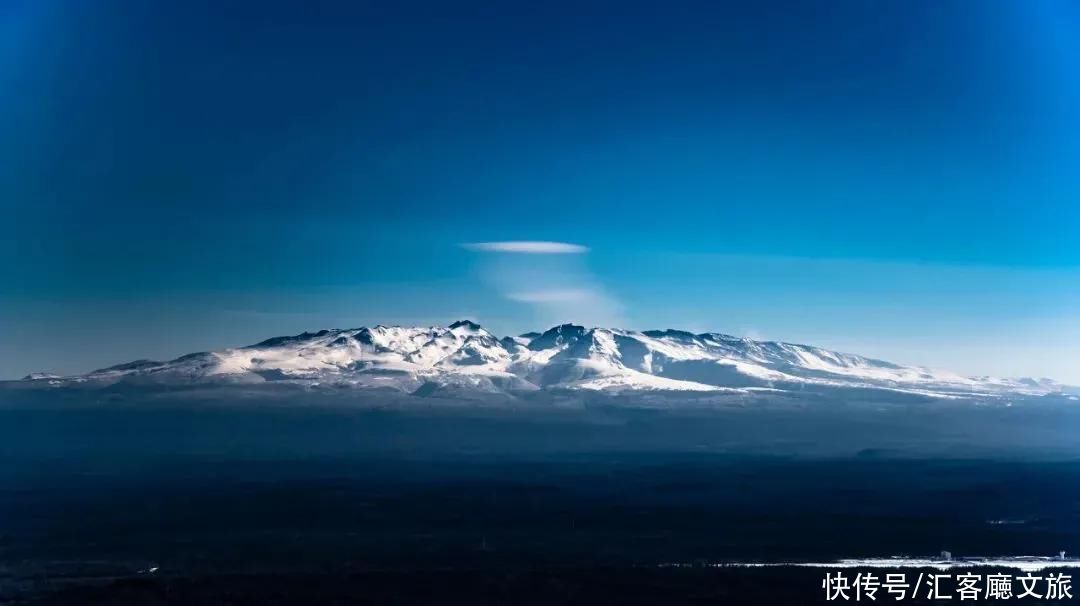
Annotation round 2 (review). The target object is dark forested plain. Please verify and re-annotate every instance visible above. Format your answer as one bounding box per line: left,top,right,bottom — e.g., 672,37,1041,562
4,390,1080,604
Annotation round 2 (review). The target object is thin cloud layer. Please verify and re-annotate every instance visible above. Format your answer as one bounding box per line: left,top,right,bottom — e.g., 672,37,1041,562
462,241,589,254
506,289,594,303
464,241,623,328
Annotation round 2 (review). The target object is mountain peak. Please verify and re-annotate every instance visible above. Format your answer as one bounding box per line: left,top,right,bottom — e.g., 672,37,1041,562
527,323,587,351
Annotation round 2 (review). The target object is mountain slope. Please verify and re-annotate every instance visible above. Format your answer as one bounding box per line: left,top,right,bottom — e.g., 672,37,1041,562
18,322,1071,400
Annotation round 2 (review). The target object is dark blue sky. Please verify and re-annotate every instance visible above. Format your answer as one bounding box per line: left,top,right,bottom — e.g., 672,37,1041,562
2,0,1079,380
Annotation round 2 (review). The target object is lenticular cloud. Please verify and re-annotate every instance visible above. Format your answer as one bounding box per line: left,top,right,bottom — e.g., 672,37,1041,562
462,241,589,254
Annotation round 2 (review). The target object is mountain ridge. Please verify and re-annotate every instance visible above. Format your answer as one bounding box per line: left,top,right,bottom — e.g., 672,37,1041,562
16,321,1073,401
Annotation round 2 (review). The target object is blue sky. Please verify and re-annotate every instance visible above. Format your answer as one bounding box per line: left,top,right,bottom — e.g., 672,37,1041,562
2,0,1078,381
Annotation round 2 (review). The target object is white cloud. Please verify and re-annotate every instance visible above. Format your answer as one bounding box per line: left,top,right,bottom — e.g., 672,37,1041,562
462,241,589,254
506,289,594,303
463,240,623,328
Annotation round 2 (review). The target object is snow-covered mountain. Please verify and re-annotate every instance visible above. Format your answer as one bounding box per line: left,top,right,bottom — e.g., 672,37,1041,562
18,321,1071,400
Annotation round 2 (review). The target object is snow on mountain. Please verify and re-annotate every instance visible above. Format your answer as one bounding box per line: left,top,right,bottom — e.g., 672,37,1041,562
19,321,1071,399
21,372,62,381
